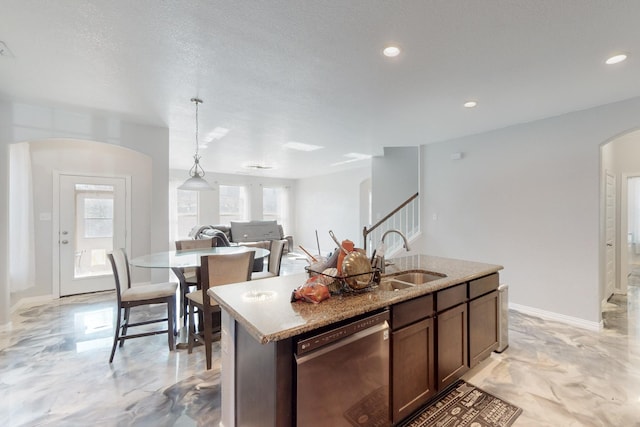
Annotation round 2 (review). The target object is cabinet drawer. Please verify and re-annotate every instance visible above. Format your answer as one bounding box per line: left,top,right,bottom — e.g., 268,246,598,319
392,294,434,330
468,273,499,299
436,284,466,312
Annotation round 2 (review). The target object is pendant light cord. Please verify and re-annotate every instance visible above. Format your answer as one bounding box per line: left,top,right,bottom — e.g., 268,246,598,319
190,97,204,177
194,98,200,158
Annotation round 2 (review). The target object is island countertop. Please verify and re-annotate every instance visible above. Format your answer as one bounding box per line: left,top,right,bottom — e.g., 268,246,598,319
208,254,503,344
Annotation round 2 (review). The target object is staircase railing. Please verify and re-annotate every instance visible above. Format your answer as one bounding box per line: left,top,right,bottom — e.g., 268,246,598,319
363,192,420,254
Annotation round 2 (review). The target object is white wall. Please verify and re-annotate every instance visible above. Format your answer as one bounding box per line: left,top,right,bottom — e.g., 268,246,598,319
372,146,419,222
421,96,640,325
0,99,169,317
295,166,371,256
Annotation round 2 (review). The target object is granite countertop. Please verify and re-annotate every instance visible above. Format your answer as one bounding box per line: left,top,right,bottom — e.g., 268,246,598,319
209,254,503,344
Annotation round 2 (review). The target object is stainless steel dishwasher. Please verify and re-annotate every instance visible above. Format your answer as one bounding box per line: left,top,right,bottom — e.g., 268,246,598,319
295,310,391,427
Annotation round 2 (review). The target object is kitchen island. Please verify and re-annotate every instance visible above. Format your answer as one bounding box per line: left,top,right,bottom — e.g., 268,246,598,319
210,254,503,426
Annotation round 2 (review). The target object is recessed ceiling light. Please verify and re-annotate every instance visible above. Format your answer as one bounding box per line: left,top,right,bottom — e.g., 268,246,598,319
606,54,628,65
463,101,478,108
283,141,323,152
383,46,401,58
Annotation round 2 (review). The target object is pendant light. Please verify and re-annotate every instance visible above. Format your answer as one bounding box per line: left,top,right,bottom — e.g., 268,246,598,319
178,97,214,191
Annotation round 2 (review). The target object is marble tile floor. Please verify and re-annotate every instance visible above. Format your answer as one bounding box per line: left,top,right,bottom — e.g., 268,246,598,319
2,258,640,426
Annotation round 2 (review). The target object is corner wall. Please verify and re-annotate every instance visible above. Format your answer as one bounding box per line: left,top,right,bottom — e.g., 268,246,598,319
371,146,419,222
421,96,640,325
295,166,370,255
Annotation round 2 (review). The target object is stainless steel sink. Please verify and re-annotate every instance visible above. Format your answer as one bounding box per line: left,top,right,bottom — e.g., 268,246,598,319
377,270,447,291
388,271,446,285
377,280,415,291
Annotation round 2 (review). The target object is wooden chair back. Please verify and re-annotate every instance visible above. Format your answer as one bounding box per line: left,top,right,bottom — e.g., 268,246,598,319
175,239,214,251
108,248,131,301
200,251,254,305
268,239,286,276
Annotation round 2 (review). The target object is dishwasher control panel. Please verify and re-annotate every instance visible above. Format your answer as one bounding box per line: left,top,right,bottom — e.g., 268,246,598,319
296,310,390,355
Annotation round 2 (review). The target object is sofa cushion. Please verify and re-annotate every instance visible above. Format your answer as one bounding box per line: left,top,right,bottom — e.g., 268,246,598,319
230,220,280,243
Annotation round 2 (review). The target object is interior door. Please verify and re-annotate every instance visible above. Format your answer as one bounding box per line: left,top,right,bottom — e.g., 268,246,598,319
58,175,127,296
605,171,616,299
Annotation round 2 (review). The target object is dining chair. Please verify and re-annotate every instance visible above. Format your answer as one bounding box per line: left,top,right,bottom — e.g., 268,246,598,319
173,239,214,326
107,248,177,363
251,239,286,280
186,250,255,370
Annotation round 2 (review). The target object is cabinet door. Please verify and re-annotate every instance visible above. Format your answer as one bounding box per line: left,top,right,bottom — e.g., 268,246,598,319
436,303,468,390
469,290,499,368
392,318,435,424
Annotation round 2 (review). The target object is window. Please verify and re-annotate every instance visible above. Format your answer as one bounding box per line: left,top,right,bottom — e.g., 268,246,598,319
176,190,199,238
83,198,114,238
75,184,115,239
74,184,115,278
262,186,289,232
220,185,248,222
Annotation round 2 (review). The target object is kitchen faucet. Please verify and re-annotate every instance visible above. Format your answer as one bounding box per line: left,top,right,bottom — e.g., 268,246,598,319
376,229,411,273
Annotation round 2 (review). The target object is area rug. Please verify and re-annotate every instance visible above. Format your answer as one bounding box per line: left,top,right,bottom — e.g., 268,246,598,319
403,380,522,427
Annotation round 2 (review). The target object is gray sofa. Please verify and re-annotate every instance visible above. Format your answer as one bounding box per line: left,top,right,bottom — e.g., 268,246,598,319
189,221,293,271
190,221,292,249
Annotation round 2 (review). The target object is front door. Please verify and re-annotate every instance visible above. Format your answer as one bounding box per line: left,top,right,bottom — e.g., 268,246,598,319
58,174,128,296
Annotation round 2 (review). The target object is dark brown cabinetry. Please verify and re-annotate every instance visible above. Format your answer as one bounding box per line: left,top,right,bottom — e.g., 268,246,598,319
436,301,468,390
391,295,435,424
468,274,499,368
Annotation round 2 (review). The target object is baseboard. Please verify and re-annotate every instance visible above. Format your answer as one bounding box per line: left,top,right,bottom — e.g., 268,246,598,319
509,302,603,331
10,294,57,315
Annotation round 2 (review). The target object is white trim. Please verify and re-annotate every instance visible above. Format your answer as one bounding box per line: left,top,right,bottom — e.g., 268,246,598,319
52,170,60,298
620,173,640,295
510,302,603,331
605,170,617,297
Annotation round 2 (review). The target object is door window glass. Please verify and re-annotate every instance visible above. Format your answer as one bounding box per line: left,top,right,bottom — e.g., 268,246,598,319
74,184,114,278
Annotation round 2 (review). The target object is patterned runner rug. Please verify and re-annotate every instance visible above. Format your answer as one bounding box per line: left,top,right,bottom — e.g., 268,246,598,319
403,380,522,427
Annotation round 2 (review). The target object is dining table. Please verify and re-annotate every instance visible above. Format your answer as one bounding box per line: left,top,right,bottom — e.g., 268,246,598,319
129,245,270,349
129,245,270,270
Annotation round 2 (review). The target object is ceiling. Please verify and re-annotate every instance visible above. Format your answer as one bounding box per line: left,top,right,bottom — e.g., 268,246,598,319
1,1,639,179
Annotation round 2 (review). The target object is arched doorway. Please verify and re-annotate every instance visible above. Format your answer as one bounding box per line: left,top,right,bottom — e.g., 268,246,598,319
9,138,152,299
601,129,640,316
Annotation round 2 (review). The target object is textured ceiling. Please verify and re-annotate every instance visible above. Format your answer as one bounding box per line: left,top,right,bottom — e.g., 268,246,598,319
1,1,639,178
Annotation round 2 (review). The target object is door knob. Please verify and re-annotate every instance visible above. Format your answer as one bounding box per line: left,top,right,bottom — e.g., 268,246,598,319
61,231,68,235
61,240,69,244
607,243,613,247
